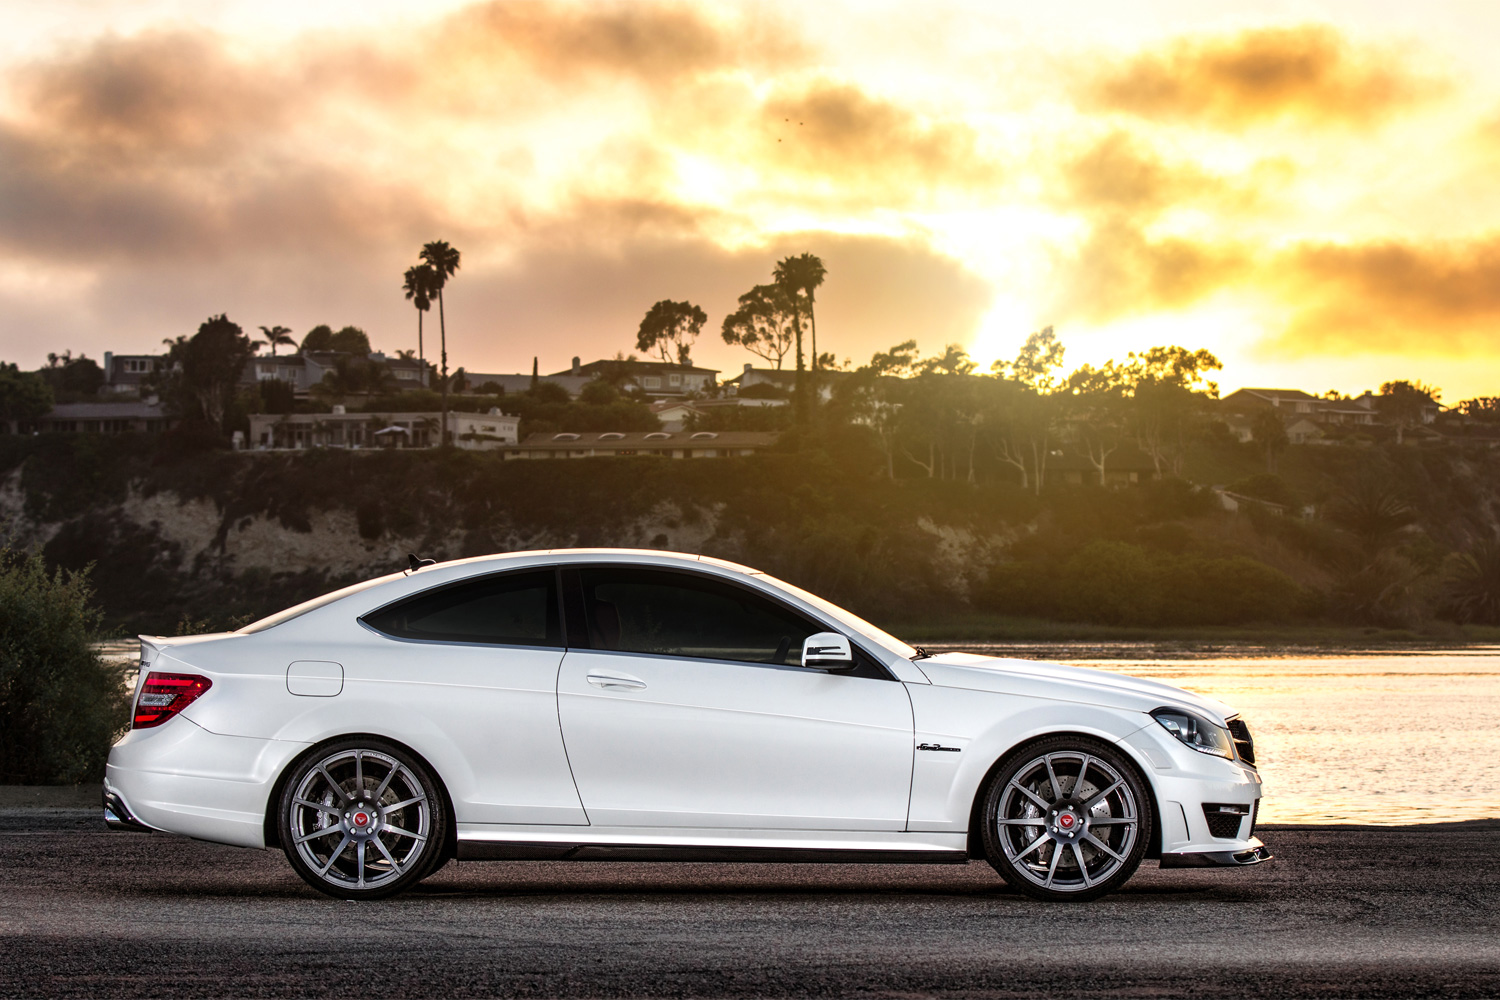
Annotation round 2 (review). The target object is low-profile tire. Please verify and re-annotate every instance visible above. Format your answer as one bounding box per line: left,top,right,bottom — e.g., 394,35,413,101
277,737,449,900
980,735,1152,902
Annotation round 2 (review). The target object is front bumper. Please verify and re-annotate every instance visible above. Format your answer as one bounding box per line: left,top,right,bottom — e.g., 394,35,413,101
1161,837,1272,868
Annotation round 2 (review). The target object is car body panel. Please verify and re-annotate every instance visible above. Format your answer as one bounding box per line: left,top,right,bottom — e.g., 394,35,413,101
558,649,914,829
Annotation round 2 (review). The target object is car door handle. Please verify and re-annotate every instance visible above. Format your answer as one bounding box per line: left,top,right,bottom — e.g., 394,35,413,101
586,671,647,690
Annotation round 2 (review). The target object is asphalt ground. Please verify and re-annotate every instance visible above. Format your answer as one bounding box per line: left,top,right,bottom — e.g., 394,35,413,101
1,809,1497,998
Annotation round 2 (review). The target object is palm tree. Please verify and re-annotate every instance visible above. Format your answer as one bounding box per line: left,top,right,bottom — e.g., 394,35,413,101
402,264,436,385
773,253,826,426
258,325,295,356
418,242,461,444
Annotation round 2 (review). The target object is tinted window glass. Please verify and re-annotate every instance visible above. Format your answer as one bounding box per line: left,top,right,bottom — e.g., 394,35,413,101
579,568,817,664
364,571,561,646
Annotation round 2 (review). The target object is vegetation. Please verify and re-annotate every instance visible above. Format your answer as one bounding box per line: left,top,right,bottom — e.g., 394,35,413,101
0,547,127,784
636,300,707,365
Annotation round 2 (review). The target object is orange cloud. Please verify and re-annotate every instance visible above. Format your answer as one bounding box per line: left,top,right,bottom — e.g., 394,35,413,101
1268,237,1500,354
753,81,1000,198
1085,24,1445,128
1054,130,1286,219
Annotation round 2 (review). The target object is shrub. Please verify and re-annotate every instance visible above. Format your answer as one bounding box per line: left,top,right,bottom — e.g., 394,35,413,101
0,548,128,784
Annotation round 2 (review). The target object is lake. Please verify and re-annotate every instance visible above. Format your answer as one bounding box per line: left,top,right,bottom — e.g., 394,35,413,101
100,639,1500,826
943,643,1500,826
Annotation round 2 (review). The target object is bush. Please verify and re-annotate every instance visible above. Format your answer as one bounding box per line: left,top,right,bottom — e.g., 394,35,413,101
0,548,128,784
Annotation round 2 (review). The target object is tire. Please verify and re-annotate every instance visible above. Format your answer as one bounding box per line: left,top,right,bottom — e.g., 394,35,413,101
277,738,449,900
980,735,1151,902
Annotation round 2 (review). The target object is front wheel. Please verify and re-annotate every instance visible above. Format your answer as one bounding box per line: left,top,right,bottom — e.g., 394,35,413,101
277,738,448,900
980,736,1151,901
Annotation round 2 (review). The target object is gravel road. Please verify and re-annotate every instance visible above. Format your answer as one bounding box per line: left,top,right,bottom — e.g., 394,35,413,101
2,809,1497,998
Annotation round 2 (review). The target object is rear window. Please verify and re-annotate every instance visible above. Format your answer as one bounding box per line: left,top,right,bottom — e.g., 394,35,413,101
362,570,562,647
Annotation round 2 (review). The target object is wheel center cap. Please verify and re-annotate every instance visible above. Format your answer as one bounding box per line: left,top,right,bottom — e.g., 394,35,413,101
1059,813,1076,829
354,811,369,827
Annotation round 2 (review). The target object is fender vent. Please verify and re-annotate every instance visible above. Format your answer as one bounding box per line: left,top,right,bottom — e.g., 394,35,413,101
1226,718,1256,766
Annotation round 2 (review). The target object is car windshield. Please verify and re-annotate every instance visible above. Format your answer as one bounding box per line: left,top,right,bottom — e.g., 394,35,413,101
749,571,917,659
238,571,405,633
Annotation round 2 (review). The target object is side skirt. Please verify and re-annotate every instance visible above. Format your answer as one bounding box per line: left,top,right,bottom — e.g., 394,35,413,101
456,842,970,864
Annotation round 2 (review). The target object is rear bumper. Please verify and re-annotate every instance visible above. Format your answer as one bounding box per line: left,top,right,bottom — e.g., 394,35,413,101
1160,837,1272,868
105,717,308,849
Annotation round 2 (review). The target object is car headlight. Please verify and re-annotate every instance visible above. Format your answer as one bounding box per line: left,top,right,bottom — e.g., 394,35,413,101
1151,708,1234,759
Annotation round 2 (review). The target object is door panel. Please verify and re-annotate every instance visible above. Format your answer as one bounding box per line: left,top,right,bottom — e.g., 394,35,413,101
558,650,914,830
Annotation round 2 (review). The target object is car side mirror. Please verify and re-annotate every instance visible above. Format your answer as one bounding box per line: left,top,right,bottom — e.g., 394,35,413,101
801,632,854,671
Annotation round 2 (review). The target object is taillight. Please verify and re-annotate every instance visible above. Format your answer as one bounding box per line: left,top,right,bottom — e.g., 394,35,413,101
133,672,212,729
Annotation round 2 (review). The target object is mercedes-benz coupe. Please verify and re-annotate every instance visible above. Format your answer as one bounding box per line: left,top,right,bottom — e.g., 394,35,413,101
104,549,1269,901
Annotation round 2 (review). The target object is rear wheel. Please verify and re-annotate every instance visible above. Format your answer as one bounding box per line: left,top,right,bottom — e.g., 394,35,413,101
277,738,448,900
980,736,1151,901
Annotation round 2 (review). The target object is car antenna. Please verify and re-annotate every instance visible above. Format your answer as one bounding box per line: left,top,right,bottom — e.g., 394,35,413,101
406,553,436,575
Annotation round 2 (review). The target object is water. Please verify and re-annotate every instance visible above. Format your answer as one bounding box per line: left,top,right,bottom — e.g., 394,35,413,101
941,643,1500,826
99,638,1500,826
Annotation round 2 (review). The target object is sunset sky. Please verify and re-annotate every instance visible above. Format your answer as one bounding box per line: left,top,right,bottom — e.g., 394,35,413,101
4,1,1500,398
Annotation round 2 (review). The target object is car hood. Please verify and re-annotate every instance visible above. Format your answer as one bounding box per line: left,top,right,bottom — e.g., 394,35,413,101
912,653,1236,724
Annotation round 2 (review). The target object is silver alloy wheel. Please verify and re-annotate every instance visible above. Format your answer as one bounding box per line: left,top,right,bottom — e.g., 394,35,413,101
993,750,1139,893
287,748,431,891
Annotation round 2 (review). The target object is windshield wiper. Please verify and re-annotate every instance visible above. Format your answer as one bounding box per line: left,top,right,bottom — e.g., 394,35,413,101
911,647,935,660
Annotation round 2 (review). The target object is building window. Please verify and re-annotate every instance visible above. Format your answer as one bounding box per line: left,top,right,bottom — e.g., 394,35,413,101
669,374,682,386
643,376,662,389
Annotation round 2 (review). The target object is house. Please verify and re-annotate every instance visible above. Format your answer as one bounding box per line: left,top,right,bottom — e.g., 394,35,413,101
26,400,175,434
649,401,704,432
460,361,593,398
722,363,844,400
247,407,518,451
560,359,718,398
100,353,168,396
1042,448,1162,487
241,351,429,397
504,430,779,460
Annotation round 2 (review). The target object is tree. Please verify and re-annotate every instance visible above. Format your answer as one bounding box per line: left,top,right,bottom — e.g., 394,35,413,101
301,324,335,352
1250,408,1289,473
39,352,104,400
162,314,255,432
988,328,1067,494
774,253,827,425
842,341,918,479
1066,362,1128,486
0,547,127,784
419,241,462,445
1378,380,1440,445
636,300,706,365
0,363,54,425
721,283,797,369
402,264,437,379
258,325,295,356
311,355,398,404
1120,345,1222,476
329,326,371,356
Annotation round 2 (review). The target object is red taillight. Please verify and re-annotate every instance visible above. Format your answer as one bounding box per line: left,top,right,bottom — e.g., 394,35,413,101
133,672,212,729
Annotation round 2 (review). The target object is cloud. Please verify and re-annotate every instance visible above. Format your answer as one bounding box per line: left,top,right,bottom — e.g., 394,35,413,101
1267,236,1500,355
444,1,805,87
12,30,289,160
1053,129,1286,220
1084,24,1445,129
751,80,1001,198
1049,217,1252,324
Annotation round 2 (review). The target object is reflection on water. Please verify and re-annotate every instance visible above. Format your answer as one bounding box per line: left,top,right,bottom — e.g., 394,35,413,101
940,643,1500,825
98,638,1498,825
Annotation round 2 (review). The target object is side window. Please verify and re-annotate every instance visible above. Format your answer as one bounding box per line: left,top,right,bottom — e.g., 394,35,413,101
363,571,561,647
578,568,818,664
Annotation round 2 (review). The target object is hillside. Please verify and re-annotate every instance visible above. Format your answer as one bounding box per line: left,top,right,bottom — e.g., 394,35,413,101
5,433,1500,637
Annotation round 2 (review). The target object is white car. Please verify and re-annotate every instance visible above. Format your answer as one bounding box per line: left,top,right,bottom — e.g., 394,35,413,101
104,549,1269,901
